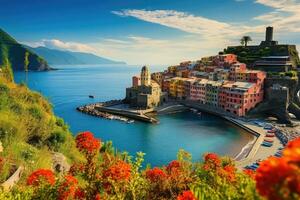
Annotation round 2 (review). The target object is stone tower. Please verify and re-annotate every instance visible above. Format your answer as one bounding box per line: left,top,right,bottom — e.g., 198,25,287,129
260,26,278,46
141,65,151,86
265,26,273,42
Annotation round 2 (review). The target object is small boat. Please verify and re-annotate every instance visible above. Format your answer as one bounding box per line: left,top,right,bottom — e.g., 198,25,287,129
264,124,273,130
89,95,95,98
190,108,198,113
266,134,275,137
264,139,274,143
127,120,135,124
262,142,273,147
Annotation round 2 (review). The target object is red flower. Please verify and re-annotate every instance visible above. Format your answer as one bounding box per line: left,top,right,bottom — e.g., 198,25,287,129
166,160,181,172
27,169,55,186
58,175,78,200
256,157,300,200
284,138,300,164
243,169,256,179
0,157,4,172
177,190,197,200
203,153,221,170
146,167,167,182
74,188,85,200
75,131,101,155
286,137,300,149
95,193,101,200
220,165,236,182
103,160,131,182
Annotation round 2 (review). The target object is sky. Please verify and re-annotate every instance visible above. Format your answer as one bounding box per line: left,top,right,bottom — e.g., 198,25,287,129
0,0,300,65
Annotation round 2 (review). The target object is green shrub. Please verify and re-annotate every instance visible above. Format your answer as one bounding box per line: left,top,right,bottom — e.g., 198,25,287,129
28,106,43,120
46,131,67,150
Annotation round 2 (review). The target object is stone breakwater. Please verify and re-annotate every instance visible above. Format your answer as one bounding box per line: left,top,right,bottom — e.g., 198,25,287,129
76,99,158,123
77,100,133,123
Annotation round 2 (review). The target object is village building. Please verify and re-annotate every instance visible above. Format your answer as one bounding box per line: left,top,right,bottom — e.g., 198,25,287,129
125,66,165,109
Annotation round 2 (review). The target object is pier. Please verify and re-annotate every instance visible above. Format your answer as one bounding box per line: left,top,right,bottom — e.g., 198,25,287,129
77,100,158,124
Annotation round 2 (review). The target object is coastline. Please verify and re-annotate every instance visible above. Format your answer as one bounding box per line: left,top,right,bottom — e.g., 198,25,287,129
77,100,283,169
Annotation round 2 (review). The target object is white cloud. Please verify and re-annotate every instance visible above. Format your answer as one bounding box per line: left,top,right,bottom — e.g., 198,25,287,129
112,9,259,40
41,39,97,53
23,1,300,65
254,0,300,32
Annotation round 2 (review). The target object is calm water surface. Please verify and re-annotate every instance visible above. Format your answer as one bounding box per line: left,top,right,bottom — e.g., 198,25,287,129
14,65,253,166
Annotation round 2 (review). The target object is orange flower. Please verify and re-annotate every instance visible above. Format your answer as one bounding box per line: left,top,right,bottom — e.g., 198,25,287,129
243,169,256,179
283,138,300,164
75,131,101,155
221,165,236,182
203,153,221,170
146,167,167,182
103,160,131,182
177,190,197,200
27,169,55,186
58,175,78,200
95,193,101,200
166,160,181,172
256,157,299,200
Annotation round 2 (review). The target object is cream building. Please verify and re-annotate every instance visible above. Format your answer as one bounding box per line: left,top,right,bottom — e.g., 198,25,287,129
125,66,165,109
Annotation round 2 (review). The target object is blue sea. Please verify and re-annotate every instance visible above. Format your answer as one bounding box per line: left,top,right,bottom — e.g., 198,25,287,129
14,65,253,166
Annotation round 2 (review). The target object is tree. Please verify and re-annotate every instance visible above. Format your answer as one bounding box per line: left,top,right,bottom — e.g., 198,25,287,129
240,36,252,47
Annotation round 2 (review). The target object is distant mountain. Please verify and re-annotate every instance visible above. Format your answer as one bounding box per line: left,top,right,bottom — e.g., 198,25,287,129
0,28,51,71
27,46,126,65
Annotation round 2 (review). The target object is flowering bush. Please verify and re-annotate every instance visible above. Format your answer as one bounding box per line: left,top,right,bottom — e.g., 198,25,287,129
27,169,56,186
75,131,101,155
103,160,131,182
57,175,78,200
256,138,300,200
203,153,221,170
177,190,197,200
16,132,300,200
243,169,256,179
146,167,167,182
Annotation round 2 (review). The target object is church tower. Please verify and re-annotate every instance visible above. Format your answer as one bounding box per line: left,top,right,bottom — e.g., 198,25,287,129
141,65,151,86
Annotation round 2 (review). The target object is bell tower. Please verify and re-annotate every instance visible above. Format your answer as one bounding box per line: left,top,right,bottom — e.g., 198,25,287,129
141,66,151,86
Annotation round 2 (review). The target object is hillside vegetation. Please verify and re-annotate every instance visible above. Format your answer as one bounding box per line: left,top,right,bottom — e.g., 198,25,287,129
0,68,82,186
0,28,51,71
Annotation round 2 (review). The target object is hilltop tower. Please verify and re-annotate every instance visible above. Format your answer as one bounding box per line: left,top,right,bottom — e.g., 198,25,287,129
265,26,273,42
260,26,278,46
141,65,151,86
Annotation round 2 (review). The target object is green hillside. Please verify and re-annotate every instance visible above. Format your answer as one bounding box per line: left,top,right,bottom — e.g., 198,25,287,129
224,44,300,68
0,28,51,71
0,70,82,186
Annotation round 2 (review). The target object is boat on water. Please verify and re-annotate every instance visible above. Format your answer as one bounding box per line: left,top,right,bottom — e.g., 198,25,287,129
262,141,273,147
89,95,95,98
266,134,275,137
264,139,274,143
190,108,198,113
127,120,135,124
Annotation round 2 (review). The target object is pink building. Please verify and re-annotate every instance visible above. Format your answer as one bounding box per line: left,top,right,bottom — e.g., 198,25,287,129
220,81,264,116
132,76,141,87
190,79,208,104
213,54,237,67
